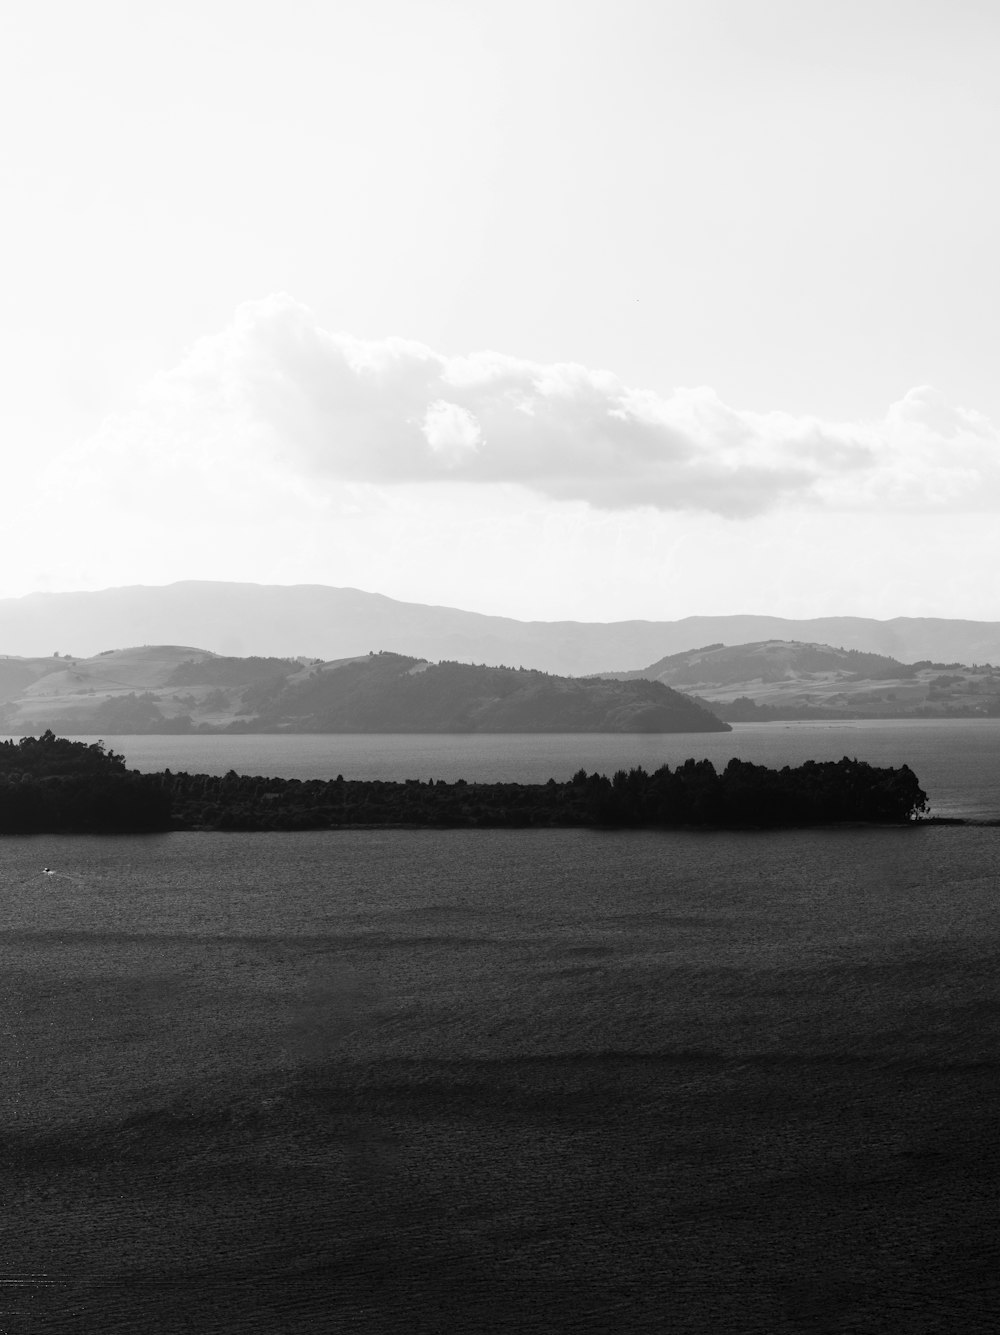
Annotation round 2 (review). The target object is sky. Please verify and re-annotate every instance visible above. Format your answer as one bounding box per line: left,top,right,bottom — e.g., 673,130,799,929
2,0,999,622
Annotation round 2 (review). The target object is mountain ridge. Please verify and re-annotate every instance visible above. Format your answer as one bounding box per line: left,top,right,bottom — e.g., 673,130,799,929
4,581,1000,673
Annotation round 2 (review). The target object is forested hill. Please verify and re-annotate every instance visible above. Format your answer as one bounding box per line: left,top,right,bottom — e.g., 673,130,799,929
242,652,729,733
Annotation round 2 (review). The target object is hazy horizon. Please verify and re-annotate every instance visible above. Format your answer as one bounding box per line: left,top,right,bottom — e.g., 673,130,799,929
6,574,1000,629
4,1,999,622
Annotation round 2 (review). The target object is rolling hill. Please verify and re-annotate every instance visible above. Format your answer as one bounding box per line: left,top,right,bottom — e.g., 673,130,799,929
597,640,1000,719
0,647,730,734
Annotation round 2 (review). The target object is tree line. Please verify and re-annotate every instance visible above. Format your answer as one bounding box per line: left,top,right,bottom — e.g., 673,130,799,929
0,732,928,834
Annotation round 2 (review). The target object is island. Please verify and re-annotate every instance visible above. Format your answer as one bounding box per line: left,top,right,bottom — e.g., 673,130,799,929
0,732,929,834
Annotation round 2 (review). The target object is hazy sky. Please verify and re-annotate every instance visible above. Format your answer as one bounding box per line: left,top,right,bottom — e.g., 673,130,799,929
3,0,999,621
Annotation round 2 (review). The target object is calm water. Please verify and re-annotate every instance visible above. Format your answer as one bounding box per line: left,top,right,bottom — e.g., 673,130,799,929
5,822,999,943
6,824,1000,1331
11,718,1000,818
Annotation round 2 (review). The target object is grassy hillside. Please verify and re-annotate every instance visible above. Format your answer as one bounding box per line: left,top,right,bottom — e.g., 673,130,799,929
8,638,1000,728
0,648,729,734
598,640,1000,719
0,646,305,733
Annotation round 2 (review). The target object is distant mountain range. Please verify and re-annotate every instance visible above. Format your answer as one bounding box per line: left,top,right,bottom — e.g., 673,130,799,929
0,646,729,735
3,581,1000,674
598,640,1000,720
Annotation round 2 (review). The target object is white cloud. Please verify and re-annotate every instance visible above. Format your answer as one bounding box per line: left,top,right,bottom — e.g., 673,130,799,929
52,294,1000,521
421,400,483,464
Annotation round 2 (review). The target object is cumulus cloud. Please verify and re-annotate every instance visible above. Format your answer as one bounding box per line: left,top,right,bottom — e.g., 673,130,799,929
422,400,483,464
65,295,1000,517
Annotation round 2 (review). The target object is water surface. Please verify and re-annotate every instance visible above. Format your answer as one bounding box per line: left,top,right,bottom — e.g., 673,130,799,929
4,824,999,1332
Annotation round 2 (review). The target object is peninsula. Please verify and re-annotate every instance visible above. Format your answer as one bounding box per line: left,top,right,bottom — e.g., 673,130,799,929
0,733,928,834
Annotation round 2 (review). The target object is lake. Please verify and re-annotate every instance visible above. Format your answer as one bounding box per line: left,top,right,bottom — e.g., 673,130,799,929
5,720,1000,1329
5,823,1000,1332
9,717,1000,819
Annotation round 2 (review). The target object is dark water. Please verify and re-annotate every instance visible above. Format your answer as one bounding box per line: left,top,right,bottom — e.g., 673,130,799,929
5,825,1000,1331
11,717,1000,818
